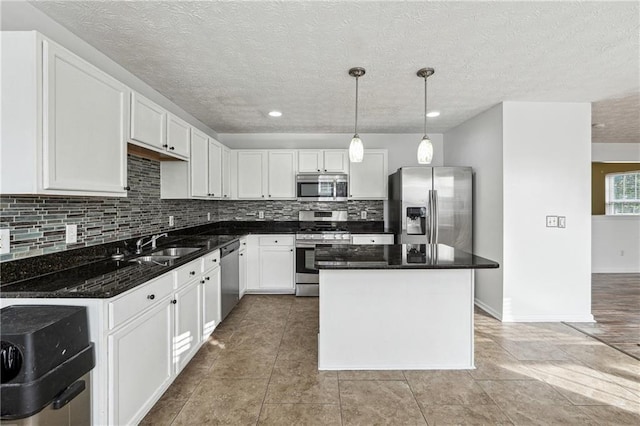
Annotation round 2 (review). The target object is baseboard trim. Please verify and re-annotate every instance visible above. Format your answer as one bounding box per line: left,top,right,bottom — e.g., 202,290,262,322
474,298,502,320
501,314,595,323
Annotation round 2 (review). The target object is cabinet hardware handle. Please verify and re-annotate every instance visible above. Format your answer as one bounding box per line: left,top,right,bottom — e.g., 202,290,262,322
275,240,278,243
201,279,205,284
290,249,293,252
269,195,271,197
240,253,244,256
171,299,177,304
371,240,375,243
213,259,217,262
317,169,320,172
124,186,131,191
190,271,196,275
262,195,265,198
243,242,246,245
205,276,210,281
169,146,175,150
212,193,215,196
147,294,155,300
162,144,168,148
324,169,327,172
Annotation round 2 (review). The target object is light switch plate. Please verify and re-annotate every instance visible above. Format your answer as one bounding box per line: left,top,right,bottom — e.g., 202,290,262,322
0,229,10,254
558,216,566,228
258,211,265,219
65,224,77,244
207,212,211,221
360,211,367,219
169,216,175,227
546,216,558,227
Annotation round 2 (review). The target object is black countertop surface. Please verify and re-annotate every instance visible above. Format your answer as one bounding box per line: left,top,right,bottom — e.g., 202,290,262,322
0,220,393,299
315,244,499,270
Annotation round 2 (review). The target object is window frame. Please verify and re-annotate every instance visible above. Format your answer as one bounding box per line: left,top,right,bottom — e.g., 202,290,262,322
605,170,640,215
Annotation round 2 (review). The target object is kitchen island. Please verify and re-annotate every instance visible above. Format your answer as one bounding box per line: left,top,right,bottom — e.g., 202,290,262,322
315,244,498,370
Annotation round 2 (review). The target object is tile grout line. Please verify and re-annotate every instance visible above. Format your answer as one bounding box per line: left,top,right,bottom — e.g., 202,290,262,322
402,370,430,425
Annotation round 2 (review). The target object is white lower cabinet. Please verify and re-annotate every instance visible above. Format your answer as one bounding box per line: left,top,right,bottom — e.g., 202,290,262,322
201,251,221,339
173,279,201,373
239,238,247,297
246,235,295,293
109,298,173,426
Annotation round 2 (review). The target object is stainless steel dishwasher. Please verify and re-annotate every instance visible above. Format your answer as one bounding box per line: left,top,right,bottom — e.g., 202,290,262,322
220,240,240,321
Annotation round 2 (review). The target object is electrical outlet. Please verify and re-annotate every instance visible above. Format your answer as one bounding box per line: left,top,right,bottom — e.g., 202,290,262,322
558,216,566,228
0,229,10,254
207,212,211,221
360,211,367,220
65,224,77,244
546,216,558,227
169,216,175,227
258,211,265,219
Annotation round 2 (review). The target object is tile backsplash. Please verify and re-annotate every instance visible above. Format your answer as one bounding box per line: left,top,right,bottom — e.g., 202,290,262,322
1,154,383,262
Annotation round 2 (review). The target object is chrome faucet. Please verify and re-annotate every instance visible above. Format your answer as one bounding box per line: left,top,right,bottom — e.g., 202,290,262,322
135,233,168,254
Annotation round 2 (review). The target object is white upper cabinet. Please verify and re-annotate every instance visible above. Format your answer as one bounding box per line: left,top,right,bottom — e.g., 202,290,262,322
130,92,165,151
166,114,190,159
208,139,223,198
298,150,348,173
267,151,297,199
1,32,128,196
190,129,209,198
237,150,268,199
222,146,233,199
323,150,350,173
349,149,388,200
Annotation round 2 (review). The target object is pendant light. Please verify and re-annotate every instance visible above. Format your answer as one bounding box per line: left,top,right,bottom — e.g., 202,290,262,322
348,67,366,163
417,67,435,164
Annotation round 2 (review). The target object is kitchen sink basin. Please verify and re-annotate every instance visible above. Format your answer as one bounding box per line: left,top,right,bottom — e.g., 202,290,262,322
151,247,201,257
129,255,178,265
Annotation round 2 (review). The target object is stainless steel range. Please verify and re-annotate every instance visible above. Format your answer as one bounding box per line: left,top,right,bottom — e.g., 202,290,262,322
295,210,350,296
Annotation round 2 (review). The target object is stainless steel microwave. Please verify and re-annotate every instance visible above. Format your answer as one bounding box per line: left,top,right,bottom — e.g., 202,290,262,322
296,174,348,201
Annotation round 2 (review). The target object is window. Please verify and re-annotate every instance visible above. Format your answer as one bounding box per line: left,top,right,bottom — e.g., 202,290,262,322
606,171,640,215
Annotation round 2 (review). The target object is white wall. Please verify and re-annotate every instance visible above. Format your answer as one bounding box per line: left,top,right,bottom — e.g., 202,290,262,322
219,133,445,171
502,102,593,322
444,104,505,320
592,143,640,162
1,0,218,139
592,216,640,273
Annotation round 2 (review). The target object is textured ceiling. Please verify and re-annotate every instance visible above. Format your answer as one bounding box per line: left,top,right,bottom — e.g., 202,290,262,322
592,93,640,144
30,0,639,141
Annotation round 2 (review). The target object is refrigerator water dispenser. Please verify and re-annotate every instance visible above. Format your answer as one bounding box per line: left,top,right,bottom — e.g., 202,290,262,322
406,207,426,235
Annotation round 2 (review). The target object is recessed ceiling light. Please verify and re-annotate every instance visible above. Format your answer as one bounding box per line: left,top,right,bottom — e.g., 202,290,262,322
426,111,440,118
268,111,282,117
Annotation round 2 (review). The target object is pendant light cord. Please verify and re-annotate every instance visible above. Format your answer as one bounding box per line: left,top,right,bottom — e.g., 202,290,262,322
424,74,428,136
354,76,359,135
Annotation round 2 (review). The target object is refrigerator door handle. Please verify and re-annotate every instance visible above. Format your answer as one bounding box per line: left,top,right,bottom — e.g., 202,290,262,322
432,190,439,244
427,190,433,243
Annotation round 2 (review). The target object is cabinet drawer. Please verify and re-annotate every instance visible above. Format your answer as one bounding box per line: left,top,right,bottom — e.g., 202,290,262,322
174,259,201,288
351,234,394,245
202,250,220,273
108,274,173,330
258,235,294,246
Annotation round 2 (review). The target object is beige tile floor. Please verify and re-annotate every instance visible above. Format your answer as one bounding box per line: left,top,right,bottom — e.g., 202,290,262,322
142,295,640,425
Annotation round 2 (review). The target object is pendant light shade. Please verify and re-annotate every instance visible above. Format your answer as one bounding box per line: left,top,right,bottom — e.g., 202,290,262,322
417,136,433,164
417,68,435,164
348,67,366,163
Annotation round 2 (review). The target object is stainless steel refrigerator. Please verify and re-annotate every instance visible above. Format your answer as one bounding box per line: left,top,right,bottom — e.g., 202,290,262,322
388,167,473,252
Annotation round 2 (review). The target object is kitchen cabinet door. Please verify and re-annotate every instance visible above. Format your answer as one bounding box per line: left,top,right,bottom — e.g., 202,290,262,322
222,146,232,199
237,151,267,199
108,299,172,426
190,129,209,198
130,92,165,150
323,150,349,173
239,248,247,298
173,280,201,373
42,40,128,195
351,234,394,245
166,114,190,159
201,266,221,340
349,150,388,200
208,139,223,198
268,150,297,199
298,150,323,173
258,246,295,291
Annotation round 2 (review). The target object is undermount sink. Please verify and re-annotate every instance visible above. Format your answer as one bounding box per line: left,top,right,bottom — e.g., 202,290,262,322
129,255,178,265
151,247,201,257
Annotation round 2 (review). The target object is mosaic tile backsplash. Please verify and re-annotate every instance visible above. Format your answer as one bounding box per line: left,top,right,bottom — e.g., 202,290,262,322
1,154,382,263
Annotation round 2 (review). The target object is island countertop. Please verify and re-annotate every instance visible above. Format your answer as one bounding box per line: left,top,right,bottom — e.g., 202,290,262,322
315,243,499,270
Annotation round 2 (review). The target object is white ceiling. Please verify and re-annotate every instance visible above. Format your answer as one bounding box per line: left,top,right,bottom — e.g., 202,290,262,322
30,0,639,142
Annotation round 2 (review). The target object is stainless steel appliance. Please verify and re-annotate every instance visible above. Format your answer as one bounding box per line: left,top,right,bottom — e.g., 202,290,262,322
296,174,348,201
220,240,240,321
1,305,94,425
389,167,472,252
295,210,350,296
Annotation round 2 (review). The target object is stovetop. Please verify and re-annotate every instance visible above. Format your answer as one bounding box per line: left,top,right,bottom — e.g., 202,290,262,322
297,221,349,233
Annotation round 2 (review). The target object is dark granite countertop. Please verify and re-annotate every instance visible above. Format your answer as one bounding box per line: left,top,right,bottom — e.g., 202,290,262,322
0,220,394,299
315,244,499,270
0,235,241,299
